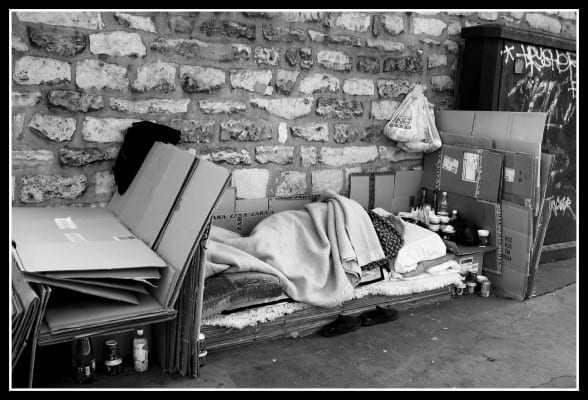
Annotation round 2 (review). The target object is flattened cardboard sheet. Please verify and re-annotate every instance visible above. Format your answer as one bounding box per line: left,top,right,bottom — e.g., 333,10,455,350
12,208,167,273
108,142,195,247
154,156,231,309
43,293,167,333
423,145,503,203
435,110,546,213
349,173,396,211
390,170,423,213
44,267,161,281
23,273,140,305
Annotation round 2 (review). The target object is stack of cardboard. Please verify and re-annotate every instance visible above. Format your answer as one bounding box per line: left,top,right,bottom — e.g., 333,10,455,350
11,143,231,378
433,110,554,300
12,261,51,387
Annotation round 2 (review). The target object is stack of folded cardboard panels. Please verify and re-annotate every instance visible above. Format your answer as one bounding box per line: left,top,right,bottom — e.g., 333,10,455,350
12,260,51,387
11,142,231,364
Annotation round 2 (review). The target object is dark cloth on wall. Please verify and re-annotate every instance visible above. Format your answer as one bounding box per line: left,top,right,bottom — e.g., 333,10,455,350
112,121,181,195
363,210,404,271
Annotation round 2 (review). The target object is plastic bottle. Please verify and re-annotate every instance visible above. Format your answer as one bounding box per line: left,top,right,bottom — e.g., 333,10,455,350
133,329,149,372
73,337,95,384
438,191,449,217
104,340,123,376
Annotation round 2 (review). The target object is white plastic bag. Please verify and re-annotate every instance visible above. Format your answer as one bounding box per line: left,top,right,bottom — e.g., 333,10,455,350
383,84,442,153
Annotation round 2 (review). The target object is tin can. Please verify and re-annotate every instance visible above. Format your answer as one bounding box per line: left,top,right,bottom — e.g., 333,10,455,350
480,280,491,297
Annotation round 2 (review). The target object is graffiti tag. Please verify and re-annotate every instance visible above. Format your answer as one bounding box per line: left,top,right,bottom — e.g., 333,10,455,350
501,44,576,98
546,195,576,219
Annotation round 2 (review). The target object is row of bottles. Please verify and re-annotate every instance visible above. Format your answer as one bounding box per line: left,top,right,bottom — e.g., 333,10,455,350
73,328,149,384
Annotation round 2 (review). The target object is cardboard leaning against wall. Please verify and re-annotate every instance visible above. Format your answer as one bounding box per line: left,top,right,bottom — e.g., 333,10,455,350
349,170,423,214
422,144,504,203
434,110,546,214
12,143,232,344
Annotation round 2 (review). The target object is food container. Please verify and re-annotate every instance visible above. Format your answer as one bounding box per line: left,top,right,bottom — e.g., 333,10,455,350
442,225,455,241
439,216,450,224
428,223,440,232
429,215,440,225
478,229,490,247
466,281,477,294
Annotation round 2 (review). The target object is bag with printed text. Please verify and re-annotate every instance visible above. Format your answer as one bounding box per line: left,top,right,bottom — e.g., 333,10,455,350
383,84,442,153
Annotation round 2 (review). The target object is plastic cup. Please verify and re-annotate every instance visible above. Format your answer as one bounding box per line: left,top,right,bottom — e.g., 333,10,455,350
478,229,490,247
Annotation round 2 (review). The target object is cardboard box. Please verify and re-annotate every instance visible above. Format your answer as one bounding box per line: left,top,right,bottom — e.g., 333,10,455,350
212,195,320,235
390,170,423,213
434,110,546,213
349,171,422,213
422,144,504,203
349,172,395,211
446,244,484,275
13,142,232,344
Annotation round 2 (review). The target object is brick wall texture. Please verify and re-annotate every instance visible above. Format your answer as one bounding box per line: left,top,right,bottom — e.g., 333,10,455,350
11,10,577,205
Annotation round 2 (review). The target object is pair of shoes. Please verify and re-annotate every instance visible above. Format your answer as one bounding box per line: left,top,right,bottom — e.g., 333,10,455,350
319,307,400,337
359,306,399,327
319,314,361,337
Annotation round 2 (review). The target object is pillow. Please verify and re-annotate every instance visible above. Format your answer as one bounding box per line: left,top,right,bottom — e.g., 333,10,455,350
202,272,288,318
393,222,447,273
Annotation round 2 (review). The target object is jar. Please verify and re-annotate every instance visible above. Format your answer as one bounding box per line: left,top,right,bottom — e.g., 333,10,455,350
104,340,123,376
466,281,477,295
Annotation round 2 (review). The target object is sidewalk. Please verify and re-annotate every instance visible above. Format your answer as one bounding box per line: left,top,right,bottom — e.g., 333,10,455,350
39,274,577,389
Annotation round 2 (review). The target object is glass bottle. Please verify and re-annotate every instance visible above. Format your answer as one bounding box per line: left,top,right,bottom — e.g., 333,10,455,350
432,191,438,214
104,340,123,376
73,337,95,384
420,187,427,208
438,191,449,217
133,329,149,372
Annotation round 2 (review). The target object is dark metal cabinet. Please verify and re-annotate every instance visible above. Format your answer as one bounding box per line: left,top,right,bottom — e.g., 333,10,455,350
457,24,576,260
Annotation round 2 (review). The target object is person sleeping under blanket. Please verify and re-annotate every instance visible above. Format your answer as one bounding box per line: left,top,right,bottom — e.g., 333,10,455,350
205,190,388,309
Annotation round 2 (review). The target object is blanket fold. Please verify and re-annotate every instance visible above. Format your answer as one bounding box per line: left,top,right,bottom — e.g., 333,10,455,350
205,191,385,308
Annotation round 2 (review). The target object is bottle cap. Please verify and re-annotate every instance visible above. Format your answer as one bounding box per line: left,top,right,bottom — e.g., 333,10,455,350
137,329,144,335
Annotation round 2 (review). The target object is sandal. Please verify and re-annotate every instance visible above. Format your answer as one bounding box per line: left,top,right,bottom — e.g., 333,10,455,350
319,314,361,337
360,306,399,327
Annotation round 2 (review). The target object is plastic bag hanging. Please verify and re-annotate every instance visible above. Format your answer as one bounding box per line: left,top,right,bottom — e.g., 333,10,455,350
383,84,442,153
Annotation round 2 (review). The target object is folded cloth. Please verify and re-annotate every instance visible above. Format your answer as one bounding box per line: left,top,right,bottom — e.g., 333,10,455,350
321,190,386,268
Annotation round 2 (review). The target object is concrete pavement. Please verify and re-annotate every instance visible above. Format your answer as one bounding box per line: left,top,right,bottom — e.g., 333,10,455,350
39,281,577,389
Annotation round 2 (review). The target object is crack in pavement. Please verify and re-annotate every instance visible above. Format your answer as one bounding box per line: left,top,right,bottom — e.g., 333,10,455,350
531,374,576,388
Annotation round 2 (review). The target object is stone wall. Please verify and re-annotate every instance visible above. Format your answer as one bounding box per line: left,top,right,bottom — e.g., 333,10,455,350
10,10,577,205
